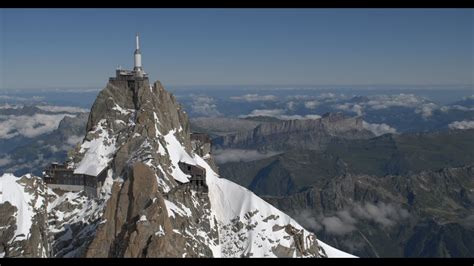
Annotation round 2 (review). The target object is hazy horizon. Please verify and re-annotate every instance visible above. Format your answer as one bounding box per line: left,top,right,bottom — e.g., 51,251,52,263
2,83,473,91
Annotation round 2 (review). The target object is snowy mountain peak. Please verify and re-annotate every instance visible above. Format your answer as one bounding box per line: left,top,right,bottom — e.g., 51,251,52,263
0,76,355,258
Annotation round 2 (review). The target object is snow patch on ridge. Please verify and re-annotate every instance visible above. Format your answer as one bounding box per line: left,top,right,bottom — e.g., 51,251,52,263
74,119,116,176
164,199,192,218
112,104,132,115
318,241,355,258
162,129,196,183
0,173,34,241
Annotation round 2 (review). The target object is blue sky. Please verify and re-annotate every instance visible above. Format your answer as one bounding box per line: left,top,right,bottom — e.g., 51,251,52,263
0,8,473,89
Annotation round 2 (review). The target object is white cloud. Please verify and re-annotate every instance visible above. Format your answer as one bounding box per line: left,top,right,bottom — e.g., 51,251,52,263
286,101,296,111
66,135,83,146
230,94,277,102
448,120,474,130
191,96,221,116
362,121,397,136
0,155,12,167
0,95,44,102
0,113,75,139
352,202,409,227
294,209,357,235
364,94,439,119
240,109,321,121
414,102,437,119
279,114,322,120
243,109,285,117
304,100,319,110
317,92,349,102
320,216,357,235
333,94,445,118
440,105,474,112
334,103,364,116
292,203,409,236
365,94,423,110
213,149,281,164
0,104,23,109
292,209,322,232
319,92,337,99
286,95,314,100
49,145,60,153
462,95,474,100
36,105,89,113
0,153,49,174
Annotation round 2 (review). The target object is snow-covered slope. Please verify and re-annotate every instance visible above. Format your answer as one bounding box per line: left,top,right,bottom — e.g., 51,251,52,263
0,174,35,241
0,173,50,257
74,119,116,176
181,137,355,257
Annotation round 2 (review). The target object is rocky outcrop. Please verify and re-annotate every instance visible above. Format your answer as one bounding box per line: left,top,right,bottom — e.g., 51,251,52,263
84,162,191,257
0,202,17,257
58,113,89,142
214,112,374,152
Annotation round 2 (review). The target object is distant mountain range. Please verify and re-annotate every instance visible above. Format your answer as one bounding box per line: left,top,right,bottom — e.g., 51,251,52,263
211,115,474,257
213,113,375,152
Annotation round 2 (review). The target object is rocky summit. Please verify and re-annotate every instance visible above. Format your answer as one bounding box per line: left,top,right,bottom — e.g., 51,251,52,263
0,77,354,258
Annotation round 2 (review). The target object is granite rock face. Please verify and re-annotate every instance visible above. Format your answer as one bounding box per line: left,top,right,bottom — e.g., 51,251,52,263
84,162,195,257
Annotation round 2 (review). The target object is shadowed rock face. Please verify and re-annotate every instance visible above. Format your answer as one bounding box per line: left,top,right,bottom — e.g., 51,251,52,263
213,112,375,152
0,202,17,256
85,162,193,257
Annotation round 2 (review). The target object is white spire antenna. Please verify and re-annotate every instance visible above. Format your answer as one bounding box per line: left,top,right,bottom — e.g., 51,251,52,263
133,33,144,77
136,33,140,50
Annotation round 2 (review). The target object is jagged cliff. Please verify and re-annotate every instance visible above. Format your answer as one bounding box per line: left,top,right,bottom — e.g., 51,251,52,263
214,112,375,152
0,78,354,258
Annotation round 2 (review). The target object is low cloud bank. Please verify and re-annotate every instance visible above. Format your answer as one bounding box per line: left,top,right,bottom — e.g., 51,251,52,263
0,113,75,139
362,121,397,136
448,120,474,130
230,94,277,102
191,96,221,116
304,100,319,109
65,135,83,146
240,109,321,120
36,105,89,113
293,202,410,236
